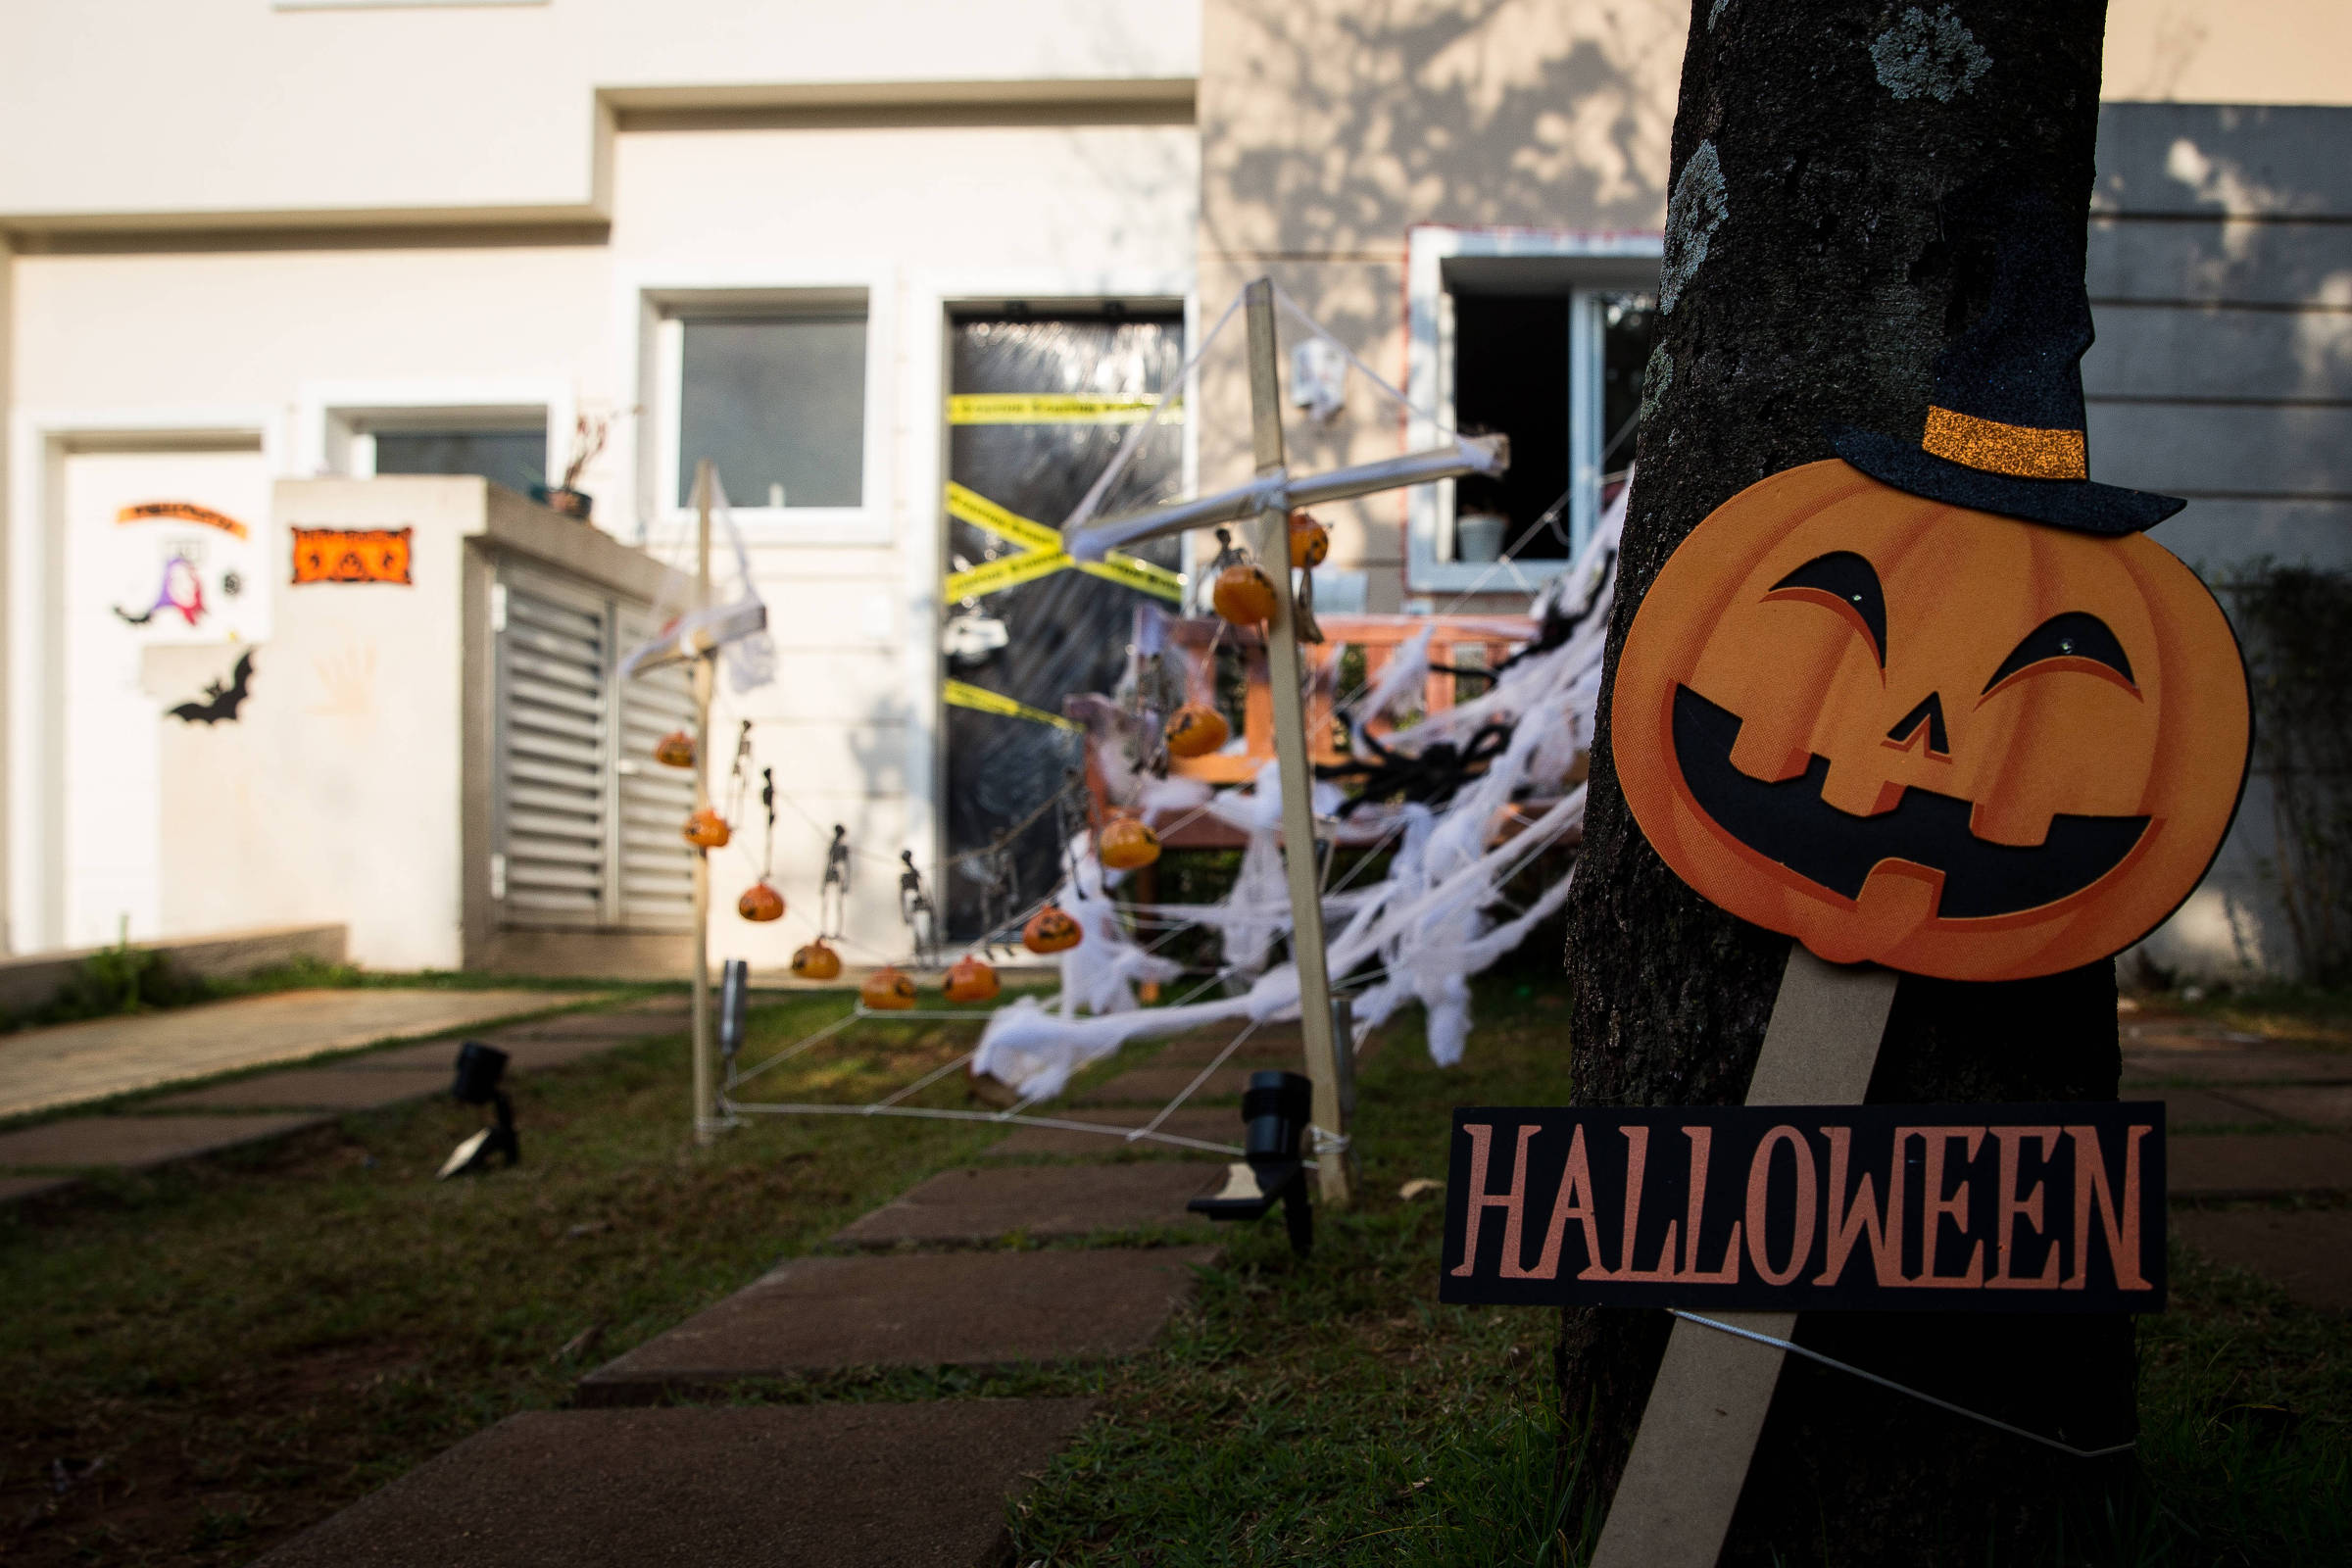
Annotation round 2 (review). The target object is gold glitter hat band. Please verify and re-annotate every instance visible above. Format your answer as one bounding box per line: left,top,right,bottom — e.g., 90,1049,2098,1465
1920,405,2088,481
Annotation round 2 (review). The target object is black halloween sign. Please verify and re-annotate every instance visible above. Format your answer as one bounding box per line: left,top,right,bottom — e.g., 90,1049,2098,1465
1439,1103,2164,1313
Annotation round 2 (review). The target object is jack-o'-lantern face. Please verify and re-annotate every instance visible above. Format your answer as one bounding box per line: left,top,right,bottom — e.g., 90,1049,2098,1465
682,808,731,850
1098,814,1162,872
1023,906,1083,954
790,940,842,981
861,965,917,1010
737,882,785,923
944,955,1001,1004
1613,460,2248,982
1165,704,1230,760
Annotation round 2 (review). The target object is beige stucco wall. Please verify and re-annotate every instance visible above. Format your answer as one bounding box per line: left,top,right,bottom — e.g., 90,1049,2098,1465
1195,0,1688,610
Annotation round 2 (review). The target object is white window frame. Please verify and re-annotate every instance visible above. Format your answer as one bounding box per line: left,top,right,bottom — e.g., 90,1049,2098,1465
629,266,897,548
296,379,571,495
1404,225,1663,593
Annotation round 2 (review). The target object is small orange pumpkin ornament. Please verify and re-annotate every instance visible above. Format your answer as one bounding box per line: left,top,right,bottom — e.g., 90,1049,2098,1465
682,808,731,849
1098,814,1161,872
944,954,1001,1004
653,730,696,768
1212,564,1279,627
1614,463,2247,983
1288,510,1330,569
790,939,842,981
736,881,785,922
860,965,917,1010
1164,703,1230,759
1022,905,1083,954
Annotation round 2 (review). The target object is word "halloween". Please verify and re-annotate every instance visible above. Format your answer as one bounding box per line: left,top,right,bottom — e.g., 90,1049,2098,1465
1440,1103,2163,1313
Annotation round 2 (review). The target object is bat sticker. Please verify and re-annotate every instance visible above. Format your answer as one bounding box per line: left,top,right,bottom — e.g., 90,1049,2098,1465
169,651,255,725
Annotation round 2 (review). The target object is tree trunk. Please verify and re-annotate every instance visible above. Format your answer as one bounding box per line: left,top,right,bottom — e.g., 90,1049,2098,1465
1558,3,2133,1560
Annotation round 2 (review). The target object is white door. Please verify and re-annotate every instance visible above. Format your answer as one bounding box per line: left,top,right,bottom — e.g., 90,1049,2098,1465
59,446,270,948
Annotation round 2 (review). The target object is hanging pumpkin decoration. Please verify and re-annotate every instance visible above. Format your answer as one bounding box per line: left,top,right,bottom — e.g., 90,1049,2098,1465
1212,563,1279,627
737,881,785,922
682,808,731,849
944,954,1001,1004
790,939,843,981
653,730,696,768
860,964,918,1010
1289,510,1330,569
1164,703,1230,760
1022,905,1083,954
1098,813,1162,872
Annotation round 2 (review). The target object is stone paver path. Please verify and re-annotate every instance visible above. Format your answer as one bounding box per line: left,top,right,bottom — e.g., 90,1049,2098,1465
580,1247,1220,1403
982,1105,1238,1157
835,1161,1220,1247
1075,1063,1255,1106
0,1111,327,1171
144,1065,455,1112
2174,1207,2352,1312
0,987,584,1119
2172,1134,2352,1199
2223,1084,2352,1128
254,1400,1095,1568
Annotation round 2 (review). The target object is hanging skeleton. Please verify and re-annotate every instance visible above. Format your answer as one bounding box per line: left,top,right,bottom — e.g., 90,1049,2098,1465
898,850,939,968
735,765,786,922
820,824,852,939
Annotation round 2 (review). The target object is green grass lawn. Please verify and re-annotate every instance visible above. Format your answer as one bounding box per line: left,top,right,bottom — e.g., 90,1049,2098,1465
0,982,2343,1566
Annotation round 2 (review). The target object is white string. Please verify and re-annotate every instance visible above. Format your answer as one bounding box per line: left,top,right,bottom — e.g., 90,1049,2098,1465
1062,290,1246,536
1669,1311,2136,1461
1128,1016,1262,1143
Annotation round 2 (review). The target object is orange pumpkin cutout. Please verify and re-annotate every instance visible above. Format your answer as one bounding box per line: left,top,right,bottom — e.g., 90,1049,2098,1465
1288,510,1330,569
1612,459,2248,983
737,882,785,922
1212,564,1279,627
790,940,843,981
1099,814,1161,872
682,808,731,849
1164,703,1230,759
944,955,1001,1004
861,965,917,1010
653,730,696,768
1022,906,1083,954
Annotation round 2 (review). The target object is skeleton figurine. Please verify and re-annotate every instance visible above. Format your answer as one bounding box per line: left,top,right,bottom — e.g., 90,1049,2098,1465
898,850,938,969
820,824,852,939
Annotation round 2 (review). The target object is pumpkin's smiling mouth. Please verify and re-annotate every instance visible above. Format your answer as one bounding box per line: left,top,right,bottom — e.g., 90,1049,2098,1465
1670,686,2150,918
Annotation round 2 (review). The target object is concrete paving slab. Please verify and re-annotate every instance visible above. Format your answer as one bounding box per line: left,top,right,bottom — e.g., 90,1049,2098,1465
834,1162,1220,1247
2175,1207,2352,1312
2170,1135,2352,1200
0,988,576,1119
581,1247,1220,1401
2150,1086,2280,1130
351,1032,653,1074
253,1400,1094,1568
1074,1064,1255,1106
2121,1049,2352,1086
141,1066,452,1112
0,1174,74,1204
487,1010,689,1042
2220,1084,2352,1129
0,1112,324,1172
983,1107,1240,1157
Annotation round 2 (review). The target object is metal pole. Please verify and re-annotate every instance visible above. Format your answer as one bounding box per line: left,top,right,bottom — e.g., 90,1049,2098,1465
1242,277,1349,1207
690,460,716,1146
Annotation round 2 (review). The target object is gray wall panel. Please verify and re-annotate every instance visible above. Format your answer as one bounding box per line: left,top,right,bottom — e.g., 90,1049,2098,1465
2094,103,2352,219
2152,499,2352,575
2087,400,2352,498
2088,218,2352,307
2084,302,2352,401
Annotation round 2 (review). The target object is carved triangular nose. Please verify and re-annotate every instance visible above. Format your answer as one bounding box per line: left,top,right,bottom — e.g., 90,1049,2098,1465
1885,692,1951,757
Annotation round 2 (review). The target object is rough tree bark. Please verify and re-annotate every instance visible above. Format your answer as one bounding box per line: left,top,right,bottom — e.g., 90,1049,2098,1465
1558,2,2133,1561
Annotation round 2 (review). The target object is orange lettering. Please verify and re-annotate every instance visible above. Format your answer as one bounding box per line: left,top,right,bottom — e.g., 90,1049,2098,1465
1816,1127,1909,1286
2066,1123,2152,1291
1449,1123,1535,1277
1907,1125,1986,1287
1987,1126,2062,1289
1680,1126,1743,1283
1510,1125,1607,1280
1742,1125,1818,1286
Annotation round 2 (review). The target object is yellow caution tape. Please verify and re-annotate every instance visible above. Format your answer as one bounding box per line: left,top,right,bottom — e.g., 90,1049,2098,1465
943,483,1183,604
943,678,1081,730
947,393,1184,425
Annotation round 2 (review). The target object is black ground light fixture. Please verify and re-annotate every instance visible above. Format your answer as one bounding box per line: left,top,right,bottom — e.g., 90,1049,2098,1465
436,1040,519,1179
717,957,751,1067
1188,1069,1314,1255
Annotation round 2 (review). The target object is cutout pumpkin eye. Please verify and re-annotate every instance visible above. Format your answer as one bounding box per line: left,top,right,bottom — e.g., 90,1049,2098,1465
1766,551,1886,668
1982,612,2137,696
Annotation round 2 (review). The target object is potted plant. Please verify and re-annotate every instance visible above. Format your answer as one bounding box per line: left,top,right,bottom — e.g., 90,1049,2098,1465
531,412,612,520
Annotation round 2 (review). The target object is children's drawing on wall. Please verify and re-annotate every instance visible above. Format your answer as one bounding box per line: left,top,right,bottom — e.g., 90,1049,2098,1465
290,525,414,586
108,500,267,645
167,650,256,726
116,500,249,538
112,547,207,628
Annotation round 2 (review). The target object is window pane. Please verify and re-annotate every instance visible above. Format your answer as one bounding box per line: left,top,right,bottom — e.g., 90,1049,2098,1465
1599,294,1658,475
679,316,866,509
372,428,547,497
1451,292,1571,561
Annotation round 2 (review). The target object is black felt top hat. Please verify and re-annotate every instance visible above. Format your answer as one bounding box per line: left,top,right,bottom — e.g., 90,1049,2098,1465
1833,193,2183,535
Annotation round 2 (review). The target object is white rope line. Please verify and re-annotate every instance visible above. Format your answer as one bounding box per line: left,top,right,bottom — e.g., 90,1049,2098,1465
869,1049,978,1111
725,1008,863,1092
1129,1016,1262,1142
721,1099,1245,1156
1669,1312,2136,1460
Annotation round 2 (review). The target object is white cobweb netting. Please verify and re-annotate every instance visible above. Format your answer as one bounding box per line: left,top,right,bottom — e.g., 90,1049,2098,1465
619,470,777,693
970,480,1625,1102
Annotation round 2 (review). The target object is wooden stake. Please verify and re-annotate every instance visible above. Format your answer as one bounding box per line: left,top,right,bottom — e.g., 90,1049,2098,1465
1589,945,1899,1567
689,459,717,1147
1241,278,1348,1207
